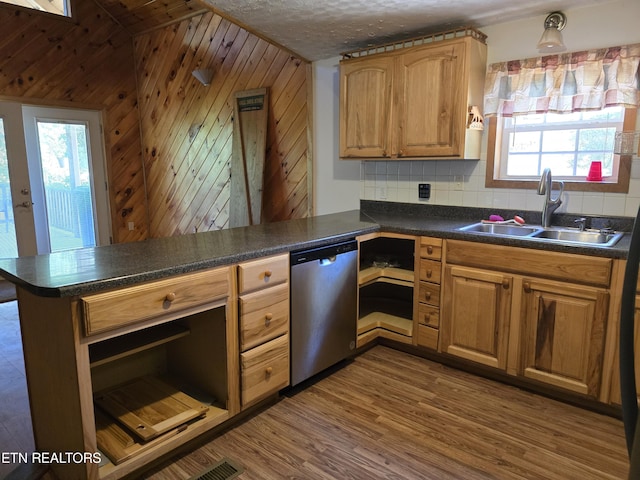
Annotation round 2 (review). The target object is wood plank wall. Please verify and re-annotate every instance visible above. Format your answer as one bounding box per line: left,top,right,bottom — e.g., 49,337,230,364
135,11,311,237
0,1,148,243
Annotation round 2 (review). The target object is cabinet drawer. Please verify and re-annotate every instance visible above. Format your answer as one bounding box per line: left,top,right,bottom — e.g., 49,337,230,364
418,281,441,307
238,254,289,294
81,267,230,336
419,259,441,284
240,283,289,351
420,237,442,260
241,334,289,407
418,303,439,328
417,324,439,350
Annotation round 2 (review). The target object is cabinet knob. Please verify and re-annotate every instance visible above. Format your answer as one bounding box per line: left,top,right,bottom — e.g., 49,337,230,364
425,292,431,301
265,312,273,325
424,313,431,322
502,279,510,290
265,366,273,376
165,292,176,302
426,269,433,278
264,270,272,278
523,282,531,293
427,246,433,255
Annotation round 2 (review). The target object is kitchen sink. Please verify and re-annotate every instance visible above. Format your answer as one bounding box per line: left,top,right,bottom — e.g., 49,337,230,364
459,223,542,237
529,228,625,246
458,222,625,247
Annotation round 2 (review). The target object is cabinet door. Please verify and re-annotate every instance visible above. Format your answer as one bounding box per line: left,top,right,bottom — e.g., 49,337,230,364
519,278,609,397
339,56,394,158
395,42,465,158
441,265,512,369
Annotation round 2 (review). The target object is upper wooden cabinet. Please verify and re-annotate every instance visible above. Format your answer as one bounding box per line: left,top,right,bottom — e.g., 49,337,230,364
340,57,394,158
339,30,487,160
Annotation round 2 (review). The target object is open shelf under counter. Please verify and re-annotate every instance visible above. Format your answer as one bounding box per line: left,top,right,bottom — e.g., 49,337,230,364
89,323,191,368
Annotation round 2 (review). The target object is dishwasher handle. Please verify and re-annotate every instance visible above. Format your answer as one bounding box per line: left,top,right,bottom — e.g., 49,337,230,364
290,239,357,265
319,256,337,266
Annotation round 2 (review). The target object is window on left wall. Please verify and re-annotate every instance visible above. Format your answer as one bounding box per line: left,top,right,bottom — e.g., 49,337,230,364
1,0,70,17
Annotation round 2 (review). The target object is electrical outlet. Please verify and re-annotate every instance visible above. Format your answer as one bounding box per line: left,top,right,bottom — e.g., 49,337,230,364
418,183,431,199
453,175,464,191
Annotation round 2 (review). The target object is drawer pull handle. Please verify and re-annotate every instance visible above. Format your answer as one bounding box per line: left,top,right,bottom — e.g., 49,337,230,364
424,313,431,322
165,292,176,302
523,282,531,293
265,366,273,376
427,246,433,255
502,279,510,290
425,292,431,301
264,270,272,278
426,269,432,278
265,312,273,325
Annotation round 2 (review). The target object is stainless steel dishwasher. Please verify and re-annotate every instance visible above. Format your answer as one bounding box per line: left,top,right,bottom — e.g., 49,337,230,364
290,239,358,386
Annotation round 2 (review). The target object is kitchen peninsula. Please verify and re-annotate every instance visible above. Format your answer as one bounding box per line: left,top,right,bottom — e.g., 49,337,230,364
0,204,632,479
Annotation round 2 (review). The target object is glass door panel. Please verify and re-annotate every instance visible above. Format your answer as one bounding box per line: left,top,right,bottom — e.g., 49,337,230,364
35,120,96,252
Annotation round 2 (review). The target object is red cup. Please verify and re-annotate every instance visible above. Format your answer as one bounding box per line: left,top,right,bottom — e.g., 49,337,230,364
587,161,602,181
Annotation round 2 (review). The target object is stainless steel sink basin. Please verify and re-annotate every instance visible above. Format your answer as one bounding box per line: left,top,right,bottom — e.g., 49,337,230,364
529,228,625,246
458,222,542,237
458,222,625,247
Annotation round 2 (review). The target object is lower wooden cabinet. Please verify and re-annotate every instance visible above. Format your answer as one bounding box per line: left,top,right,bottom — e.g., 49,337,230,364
441,240,613,399
519,278,609,397
441,265,512,369
415,237,443,349
240,334,290,407
238,254,290,408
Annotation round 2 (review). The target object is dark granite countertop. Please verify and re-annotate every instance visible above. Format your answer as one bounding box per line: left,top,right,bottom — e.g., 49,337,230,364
0,202,632,298
0,211,378,297
361,200,632,259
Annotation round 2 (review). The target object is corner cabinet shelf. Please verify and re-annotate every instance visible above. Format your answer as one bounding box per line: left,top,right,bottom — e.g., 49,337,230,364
357,233,417,347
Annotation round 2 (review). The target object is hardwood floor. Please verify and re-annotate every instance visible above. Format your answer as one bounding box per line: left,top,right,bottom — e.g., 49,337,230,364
0,298,630,479
147,346,629,480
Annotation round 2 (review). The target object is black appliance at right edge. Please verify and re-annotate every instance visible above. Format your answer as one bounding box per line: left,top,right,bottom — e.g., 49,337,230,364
620,205,640,478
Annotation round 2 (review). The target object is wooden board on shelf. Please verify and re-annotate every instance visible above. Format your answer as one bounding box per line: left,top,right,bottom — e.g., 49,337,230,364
95,408,182,465
94,376,209,442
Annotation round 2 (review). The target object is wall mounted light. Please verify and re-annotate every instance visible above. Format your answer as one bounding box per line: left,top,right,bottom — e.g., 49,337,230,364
537,11,567,53
192,68,214,86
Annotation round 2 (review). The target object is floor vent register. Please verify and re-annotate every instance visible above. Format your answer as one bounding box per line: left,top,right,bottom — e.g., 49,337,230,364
188,458,244,480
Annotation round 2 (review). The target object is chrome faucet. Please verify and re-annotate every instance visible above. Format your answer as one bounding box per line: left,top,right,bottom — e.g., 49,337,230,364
537,168,564,228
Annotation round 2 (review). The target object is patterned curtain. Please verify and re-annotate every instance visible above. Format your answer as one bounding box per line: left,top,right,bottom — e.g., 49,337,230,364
484,43,640,117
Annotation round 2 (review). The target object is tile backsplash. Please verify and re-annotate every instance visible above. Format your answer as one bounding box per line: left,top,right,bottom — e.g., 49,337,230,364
360,158,640,217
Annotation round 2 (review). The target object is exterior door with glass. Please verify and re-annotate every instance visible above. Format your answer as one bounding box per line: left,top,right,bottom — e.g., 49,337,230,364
0,102,110,257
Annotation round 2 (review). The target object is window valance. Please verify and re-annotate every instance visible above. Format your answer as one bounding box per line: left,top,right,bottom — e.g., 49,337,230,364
484,43,640,117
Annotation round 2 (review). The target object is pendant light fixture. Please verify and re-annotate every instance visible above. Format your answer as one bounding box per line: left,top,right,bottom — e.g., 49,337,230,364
537,11,567,53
